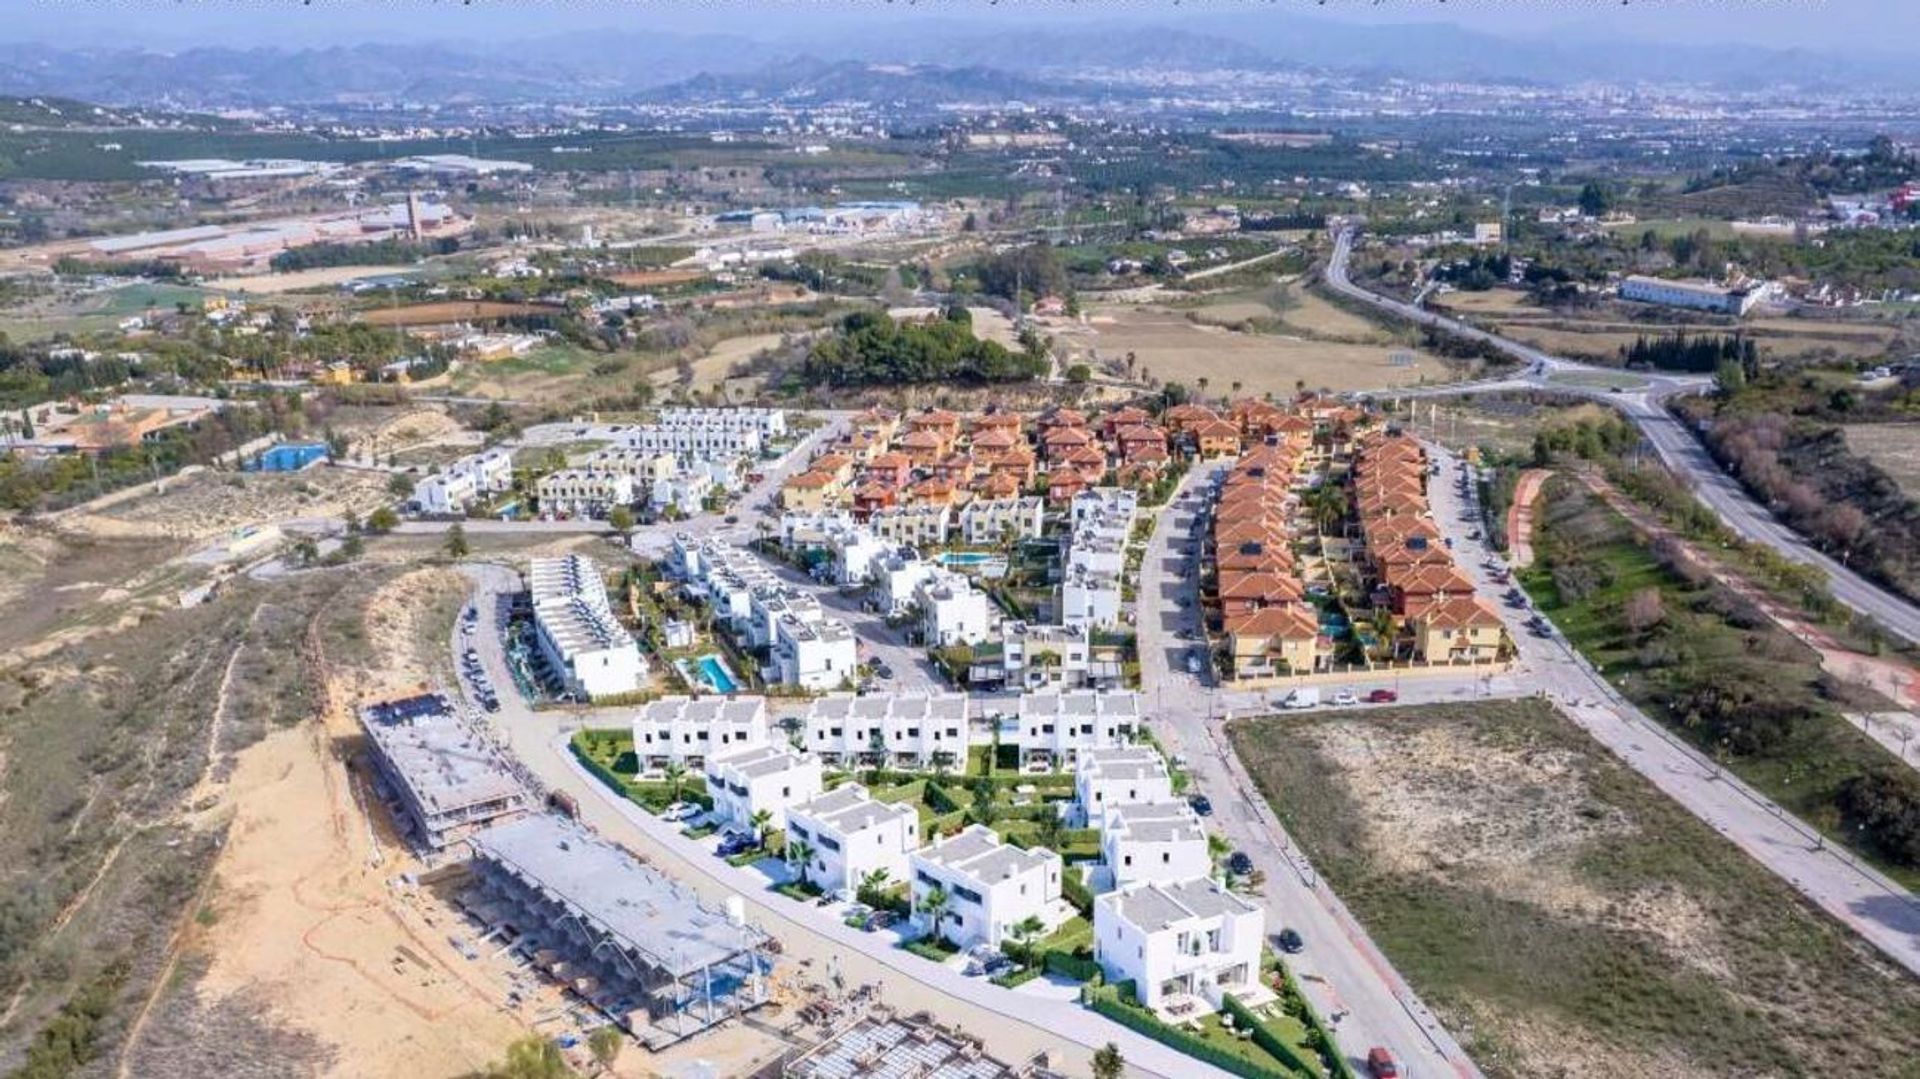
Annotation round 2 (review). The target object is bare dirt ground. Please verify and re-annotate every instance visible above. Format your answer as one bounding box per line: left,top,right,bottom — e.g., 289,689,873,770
202,266,420,294
1505,469,1551,568
64,468,392,542
1067,303,1457,395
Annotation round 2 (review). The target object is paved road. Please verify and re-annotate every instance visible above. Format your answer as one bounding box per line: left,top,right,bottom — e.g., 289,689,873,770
454,563,1224,1079
1134,466,1489,1079
1325,227,1920,646
1424,445,1920,979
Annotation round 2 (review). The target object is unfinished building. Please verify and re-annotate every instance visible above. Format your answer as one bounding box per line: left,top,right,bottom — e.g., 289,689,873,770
463,814,774,1048
784,1007,1049,1079
358,693,530,855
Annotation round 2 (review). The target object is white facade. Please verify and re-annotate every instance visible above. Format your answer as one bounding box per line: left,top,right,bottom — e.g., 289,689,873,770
1102,803,1211,889
620,410,773,460
873,550,938,616
537,468,635,518
772,614,858,691
957,497,1045,547
631,695,769,773
413,446,511,515
1008,689,1142,765
1070,487,1138,532
916,570,995,647
527,555,647,701
1076,747,1177,829
785,784,920,896
831,525,890,587
656,406,787,440
1619,274,1759,316
704,743,825,833
1060,563,1123,629
910,824,1064,949
802,692,973,767
1094,878,1264,1011
998,622,1123,692
869,503,951,547
652,470,715,516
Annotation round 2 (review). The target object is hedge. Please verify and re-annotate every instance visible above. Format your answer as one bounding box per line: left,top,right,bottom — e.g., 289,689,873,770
1223,993,1321,1078
1044,949,1101,981
924,781,964,815
1084,983,1293,1079
1271,960,1357,1079
1061,868,1095,918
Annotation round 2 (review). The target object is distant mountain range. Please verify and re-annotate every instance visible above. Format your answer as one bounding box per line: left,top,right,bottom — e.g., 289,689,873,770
0,14,1914,109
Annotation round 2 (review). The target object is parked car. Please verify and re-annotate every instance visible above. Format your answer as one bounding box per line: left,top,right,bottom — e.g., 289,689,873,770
1366,689,1399,704
1227,851,1255,876
1331,690,1359,706
1279,687,1321,709
1188,794,1214,816
1367,1048,1400,1078
1274,928,1304,954
662,802,699,822
1187,653,1205,675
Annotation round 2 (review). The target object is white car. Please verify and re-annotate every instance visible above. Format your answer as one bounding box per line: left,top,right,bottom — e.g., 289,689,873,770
1332,691,1359,706
662,802,700,822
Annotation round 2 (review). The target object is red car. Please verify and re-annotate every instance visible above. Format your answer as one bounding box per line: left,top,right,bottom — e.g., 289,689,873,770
1367,1048,1400,1078
1366,689,1399,704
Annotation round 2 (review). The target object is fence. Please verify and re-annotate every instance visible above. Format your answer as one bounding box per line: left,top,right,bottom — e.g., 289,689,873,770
1083,982,1297,1079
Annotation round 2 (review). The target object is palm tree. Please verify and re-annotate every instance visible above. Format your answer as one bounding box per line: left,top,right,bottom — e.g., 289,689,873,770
778,713,803,748
1092,1042,1125,1079
1009,913,1046,968
919,886,951,942
859,867,892,906
1197,376,1211,402
787,838,816,889
750,808,773,847
662,760,687,806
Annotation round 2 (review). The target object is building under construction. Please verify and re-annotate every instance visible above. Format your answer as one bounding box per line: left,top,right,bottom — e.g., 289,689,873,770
463,814,774,1049
359,693,530,855
783,1007,1053,1079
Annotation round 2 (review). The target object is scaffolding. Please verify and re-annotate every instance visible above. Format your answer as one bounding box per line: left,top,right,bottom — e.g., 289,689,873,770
465,815,774,1049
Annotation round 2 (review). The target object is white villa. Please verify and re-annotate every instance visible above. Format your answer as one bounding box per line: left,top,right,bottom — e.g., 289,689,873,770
630,695,768,773
1075,746,1177,829
1102,802,1211,889
909,824,1065,950
704,743,825,834
1093,877,1266,1014
785,783,921,897
802,693,973,769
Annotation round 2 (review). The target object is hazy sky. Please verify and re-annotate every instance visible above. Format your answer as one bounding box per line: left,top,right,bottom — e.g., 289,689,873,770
1,0,1909,55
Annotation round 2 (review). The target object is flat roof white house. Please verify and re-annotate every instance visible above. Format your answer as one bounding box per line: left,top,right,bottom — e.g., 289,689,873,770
704,742,824,834
869,502,952,547
631,695,768,773
527,555,648,701
1075,746,1177,828
1008,689,1142,767
537,468,636,518
957,496,1044,546
909,824,1065,949
916,569,995,648
802,692,973,768
1619,273,1759,316
772,614,858,691
995,622,1124,692
785,783,921,897
1101,802,1211,890
1093,877,1267,1016
873,549,938,617
1060,562,1123,629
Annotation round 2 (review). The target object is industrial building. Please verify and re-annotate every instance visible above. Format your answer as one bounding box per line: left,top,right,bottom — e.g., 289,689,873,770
528,555,648,701
1618,274,1760,316
463,815,773,1048
358,694,530,854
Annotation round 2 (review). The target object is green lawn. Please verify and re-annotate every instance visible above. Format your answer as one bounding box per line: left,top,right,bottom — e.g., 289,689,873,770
570,729,709,812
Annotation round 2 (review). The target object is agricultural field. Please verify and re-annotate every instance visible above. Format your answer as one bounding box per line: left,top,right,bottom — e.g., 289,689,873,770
357,299,557,328
1184,282,1395,344
1228,699,1920,1079
1842,423,1920,500
201,264,422,294
1062,300,1463,396
0,280,210,341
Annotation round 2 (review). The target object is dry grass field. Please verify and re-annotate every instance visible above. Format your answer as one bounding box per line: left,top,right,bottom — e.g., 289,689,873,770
359,300,557,327
203,265,420,294
1229,699,1920,1079
1843,424,1920,499
1070,301,1459,395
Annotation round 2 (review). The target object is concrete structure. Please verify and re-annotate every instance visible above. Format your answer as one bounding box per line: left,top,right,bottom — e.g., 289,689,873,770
1102,803,1211,889
873,549,939,617
631,696,769,773
957,496,1045,546
704,743,825,834
1060,562,1123,629
464,815,772,1048
537,468,635,518
358,694,529,854
784,1007,1040,1079
1008,690,1142,767
916,569,995,647
772,614,859,691
784,783,921,897
1075,746,1177,829
527,555,647,701
802,692,973,768
1619,274,1759,316
1093,878,1264,1013
909,824,1064,949
993,622,1123,692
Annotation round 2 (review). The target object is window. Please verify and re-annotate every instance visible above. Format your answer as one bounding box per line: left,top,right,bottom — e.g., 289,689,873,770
1162,852,1170,863
1123,855,1132,866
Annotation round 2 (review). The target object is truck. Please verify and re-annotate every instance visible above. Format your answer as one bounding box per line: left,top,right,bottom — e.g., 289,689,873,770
1279,687,1320,710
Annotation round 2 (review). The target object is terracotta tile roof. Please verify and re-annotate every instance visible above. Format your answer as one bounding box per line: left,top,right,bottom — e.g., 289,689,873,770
972,412,1024,430
897,429,945,449
1385,562,1476,596
1195,419,1242,439
972,472,1022,498
866,452,912,471
785,470,835,490
970,428,1020,451
1409,594,1504,630
1226,604,1319,640
1219,570,1305,602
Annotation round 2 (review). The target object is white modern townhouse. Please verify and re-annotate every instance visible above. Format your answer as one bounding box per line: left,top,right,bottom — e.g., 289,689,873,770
536,468,634,518
996,622,1123,692
1060,562,1123,629
413,446,513,515
704,742,825,834
771,614,858,691
1069,486,1139,532
873,548,938,617
957,496,1045,547
916,569,995,647
630,695,769,774
526,555,647,701
785,783,921,897
1008,689,1142,768
868,502,951,548
802,692,973,769
1075,746,1177,828
1093,877,1267,1014
1101,802,1211,889
909,824,1065,949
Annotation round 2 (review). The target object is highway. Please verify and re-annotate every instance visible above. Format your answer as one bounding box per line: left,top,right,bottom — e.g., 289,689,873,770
1323,226,1920,646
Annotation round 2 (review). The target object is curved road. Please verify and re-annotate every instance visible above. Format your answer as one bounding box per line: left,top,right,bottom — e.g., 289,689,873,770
1325,227,1920,646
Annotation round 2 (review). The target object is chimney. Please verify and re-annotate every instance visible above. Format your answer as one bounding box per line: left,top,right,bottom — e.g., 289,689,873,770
406,192,423,241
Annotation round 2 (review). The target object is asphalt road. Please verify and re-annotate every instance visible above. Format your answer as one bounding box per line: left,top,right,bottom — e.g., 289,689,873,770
1323,227,1920,646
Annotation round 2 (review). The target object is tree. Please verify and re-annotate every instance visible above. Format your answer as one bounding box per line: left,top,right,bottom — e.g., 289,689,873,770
340,532,365,560
587,1027,621,1074
293,536,319,566
787,838,816,889
750,808,773,846
858,867,893,907
443,522,470,558
476,1035,577,1079
663,761,687,805
608,505,635,535
919,886,951,942
1008,913,1046,967
1577,180,1611,218
366,505,398,533
1092,1042,1125,1079
1065,363,1091,383
928,748,956,776
387,472,415,499
1622,587,1665,635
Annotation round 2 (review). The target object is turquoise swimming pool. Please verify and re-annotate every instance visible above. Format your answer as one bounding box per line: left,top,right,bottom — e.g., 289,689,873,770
692,653,741,693
940,551,1001,566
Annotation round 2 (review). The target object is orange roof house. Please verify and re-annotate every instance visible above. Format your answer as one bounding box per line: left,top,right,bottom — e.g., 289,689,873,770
1194,419,1242,459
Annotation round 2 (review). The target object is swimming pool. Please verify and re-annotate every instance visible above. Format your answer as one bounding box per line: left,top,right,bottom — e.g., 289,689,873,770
940,551,1001,566
687,653,742,694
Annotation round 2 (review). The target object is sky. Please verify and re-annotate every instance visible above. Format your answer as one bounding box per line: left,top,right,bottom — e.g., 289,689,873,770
0,0,1908,55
